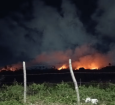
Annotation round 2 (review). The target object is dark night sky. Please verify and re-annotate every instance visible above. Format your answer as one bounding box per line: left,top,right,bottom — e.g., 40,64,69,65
0,0,115,67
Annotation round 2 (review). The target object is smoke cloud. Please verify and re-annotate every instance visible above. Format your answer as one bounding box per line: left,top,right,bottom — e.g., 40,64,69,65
92,0,115,39
0,0,115,67
91,0,115,65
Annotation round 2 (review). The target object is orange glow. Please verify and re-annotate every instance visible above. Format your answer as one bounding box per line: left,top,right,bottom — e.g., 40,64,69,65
75,65,98,70
56,53,110,70
73,53,110,70
58,64,68,70
0,45,111,72
91,67,98,70
76,63,99,70
0,62,22,72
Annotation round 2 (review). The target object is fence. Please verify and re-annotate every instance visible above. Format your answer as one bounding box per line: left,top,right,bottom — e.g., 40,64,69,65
0,61,115,104
0,72,114,84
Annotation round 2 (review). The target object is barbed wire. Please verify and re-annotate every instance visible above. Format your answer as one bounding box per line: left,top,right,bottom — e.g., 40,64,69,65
0,72,115,76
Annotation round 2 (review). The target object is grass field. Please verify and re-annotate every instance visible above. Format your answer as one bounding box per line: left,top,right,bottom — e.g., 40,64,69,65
0,82,115,105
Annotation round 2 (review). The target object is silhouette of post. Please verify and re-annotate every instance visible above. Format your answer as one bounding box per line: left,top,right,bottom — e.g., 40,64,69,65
69,59,80,105
23,61,27,103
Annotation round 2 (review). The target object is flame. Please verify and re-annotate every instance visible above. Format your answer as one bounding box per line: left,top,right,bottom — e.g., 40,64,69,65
75,64,98,70
91,67,98,70
90,63,99,70
0,45,111,72
72,53,110,70
58,64,68,70
56,52,110,70
58,62,99,70
0,62,22,72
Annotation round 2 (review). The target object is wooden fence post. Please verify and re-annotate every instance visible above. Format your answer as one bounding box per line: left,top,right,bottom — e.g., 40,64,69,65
69,59,80,105
23,61,27,103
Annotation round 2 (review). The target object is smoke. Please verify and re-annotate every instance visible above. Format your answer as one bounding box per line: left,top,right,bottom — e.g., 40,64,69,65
0,0,97,66
91,0,115,65
72,53,110,69
29,0,96,51
29,44,111,69
0,0,115,67
92,0,115,39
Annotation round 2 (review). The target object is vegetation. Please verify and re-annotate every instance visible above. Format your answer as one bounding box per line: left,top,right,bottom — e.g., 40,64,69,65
0,82,115,105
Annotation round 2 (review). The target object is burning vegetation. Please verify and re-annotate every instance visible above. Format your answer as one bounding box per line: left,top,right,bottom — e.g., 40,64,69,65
0,63,22,72
0,52,111,71
0,45,112,71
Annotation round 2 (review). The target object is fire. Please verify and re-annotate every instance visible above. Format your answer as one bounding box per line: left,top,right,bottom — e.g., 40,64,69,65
90,63,98,70
75,64,99,70
56,52,110,70
58,63,99,70
91,67,98,70
75,63,99,70
58,64,68,70
0,45,111,72
0,62,22,72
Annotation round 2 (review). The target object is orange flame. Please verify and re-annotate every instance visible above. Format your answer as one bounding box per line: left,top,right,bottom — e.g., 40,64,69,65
58,64,68,70
75,64,99,70
58,62,99,70
0,62,22,72
0,45,111,71
72,53,110,70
